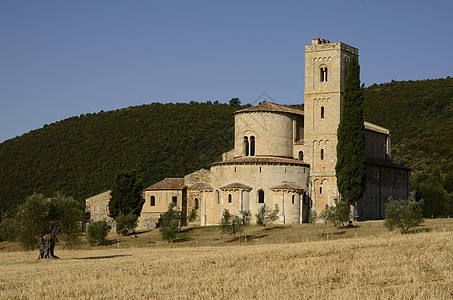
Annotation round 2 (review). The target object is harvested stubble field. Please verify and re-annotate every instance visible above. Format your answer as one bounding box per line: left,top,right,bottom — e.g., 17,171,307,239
1,220,453,299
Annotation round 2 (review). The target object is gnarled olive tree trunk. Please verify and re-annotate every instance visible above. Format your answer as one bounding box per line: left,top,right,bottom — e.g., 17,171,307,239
37,228,59,259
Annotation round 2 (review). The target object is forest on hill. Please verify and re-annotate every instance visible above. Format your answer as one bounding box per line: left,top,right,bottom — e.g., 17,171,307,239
0,77,452,217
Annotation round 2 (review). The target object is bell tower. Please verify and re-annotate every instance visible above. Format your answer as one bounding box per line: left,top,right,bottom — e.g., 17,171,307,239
303,38,358,212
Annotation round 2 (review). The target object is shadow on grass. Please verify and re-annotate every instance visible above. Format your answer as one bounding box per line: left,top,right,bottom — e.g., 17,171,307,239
74,254,132,260
224,234,268,243
173,237,193,243
264,225,288,231
403,227,432,234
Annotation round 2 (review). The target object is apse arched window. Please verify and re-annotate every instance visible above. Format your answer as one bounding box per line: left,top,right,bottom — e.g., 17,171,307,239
244,136,249,156
194,198,199,210
258,190,264,203
172,196,177,206
320,66,328,82
228,194,232,203
250,136,255,156
321,149,324,160
321,106,325,119
150,196,155,206
298,151,304,161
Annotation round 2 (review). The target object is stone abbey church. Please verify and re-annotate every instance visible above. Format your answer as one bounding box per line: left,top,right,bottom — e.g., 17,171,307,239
86,38,410,228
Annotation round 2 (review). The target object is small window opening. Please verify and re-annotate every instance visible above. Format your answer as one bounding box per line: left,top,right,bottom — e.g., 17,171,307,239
195,198,199,210
244,136,249,156
216,190,220,204
320,66,328,82
259,167,261,173
234,167,237,172
150,196,155,206
292,195,295,204
172,196,177,206
250,136,255,156
321,106,325,119
258,190,265,203
298,151,304,161
319,186,323,194
228,194,232,203
321,149,324,160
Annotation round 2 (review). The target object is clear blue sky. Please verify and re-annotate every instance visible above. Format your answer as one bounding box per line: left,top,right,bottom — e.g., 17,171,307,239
1,0,452,142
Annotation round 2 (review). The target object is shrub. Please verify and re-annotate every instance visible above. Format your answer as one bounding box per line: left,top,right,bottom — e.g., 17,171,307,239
87,221,111,246
159,203,181,242
255,204,279,229
332,199,350,227
219,209,250,239
115,213,138,236
384,197,424,233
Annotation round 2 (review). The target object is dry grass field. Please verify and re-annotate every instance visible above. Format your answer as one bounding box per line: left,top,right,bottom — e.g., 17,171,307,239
1,220,453,299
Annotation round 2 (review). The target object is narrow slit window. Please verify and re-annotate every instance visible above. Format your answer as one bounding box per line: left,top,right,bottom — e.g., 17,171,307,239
320,66,328,82
228,194,232,203
319,186,323,194
321,149,324,160
321,106,325,119
298,151,304,160
195,198,199,210
172,196,177,206
292,195,295,204
250,136,255,156
150,196,155,206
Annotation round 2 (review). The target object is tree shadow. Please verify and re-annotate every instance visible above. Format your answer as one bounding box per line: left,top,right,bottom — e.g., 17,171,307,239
264,225,288,231
74,254,132,260
173,237,193,243
225,234,268,243
403,227,432,234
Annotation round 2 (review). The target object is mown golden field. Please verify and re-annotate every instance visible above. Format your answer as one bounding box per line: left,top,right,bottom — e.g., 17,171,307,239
1,220,453,299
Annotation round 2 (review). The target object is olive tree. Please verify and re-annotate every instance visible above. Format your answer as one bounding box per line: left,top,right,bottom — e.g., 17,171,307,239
15,193,83,259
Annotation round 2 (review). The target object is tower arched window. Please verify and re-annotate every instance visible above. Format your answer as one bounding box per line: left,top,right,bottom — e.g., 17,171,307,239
321,106,325,119
321,149,324,160
320,66,328,82
250,136,255,156
298,151,304,161
258,190,264,203
150,196,155,206
244,136,249,156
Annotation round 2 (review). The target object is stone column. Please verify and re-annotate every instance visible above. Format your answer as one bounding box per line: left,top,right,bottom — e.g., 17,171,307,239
239,189,243,215
202,190,206,226
220,192,224,221
299,193,303,224
279,191,285,224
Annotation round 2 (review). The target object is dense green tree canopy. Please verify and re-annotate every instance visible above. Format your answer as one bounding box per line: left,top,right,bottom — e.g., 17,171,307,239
336,55,367,205
109,171,144,219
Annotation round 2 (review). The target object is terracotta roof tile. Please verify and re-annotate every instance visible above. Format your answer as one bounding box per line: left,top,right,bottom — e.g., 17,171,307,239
145,178,185,190
271,183,304,191
221,183,253,190
234,102,304,116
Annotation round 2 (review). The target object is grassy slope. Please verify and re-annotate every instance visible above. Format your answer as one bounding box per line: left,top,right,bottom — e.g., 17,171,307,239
1,221,452,299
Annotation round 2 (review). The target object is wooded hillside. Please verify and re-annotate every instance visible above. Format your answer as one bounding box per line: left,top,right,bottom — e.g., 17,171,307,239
1,77,452,215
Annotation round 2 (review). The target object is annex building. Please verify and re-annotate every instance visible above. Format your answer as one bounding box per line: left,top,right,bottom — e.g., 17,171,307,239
86,38,410,228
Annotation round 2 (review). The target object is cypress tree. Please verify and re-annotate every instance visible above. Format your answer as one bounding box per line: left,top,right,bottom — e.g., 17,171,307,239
335,55,367,212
